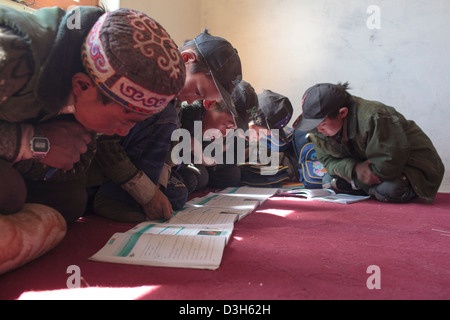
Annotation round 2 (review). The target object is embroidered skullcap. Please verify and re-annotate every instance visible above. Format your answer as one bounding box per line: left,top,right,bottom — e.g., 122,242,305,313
82,8,186,115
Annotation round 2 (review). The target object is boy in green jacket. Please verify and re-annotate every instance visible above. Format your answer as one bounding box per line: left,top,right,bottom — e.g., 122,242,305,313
294,82,444,203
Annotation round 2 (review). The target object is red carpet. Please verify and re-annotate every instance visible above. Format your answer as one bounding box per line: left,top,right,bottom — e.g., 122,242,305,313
1,193,449,300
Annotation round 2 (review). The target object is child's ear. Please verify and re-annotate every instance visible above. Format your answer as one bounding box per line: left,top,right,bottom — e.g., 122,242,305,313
338,107,349,119
72,73,96,97
181,50,197,63
203,100,216,111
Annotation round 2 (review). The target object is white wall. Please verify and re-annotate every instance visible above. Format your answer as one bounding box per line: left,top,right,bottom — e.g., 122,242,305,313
100,0,121,11
118,0,202,46
109,0,450,192
0,0,34,12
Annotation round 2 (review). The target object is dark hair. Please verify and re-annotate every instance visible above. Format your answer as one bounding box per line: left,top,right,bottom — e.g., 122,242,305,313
97,89,115,106
327,82,354,119
96,3,108,13
179,38,212,77
214,100,231,114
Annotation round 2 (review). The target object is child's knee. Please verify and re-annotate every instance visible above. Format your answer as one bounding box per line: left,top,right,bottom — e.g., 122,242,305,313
370,178,416,203
0,164,26,214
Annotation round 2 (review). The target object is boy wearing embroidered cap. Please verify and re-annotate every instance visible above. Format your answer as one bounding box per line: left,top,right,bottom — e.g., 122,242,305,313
294,82,445,203
89,29,243,222
0,6,185,222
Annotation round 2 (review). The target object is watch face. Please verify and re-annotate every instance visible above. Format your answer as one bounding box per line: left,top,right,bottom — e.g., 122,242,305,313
32,137,50,153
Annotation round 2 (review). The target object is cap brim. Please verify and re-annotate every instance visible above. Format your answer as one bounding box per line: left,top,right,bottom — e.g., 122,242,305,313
265,119,289,143
193,33,239,117
211,74,238,117
294,115,324,132
235,116,249,131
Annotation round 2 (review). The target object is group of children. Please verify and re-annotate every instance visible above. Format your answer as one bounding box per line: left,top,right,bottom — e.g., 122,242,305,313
1,6,445,227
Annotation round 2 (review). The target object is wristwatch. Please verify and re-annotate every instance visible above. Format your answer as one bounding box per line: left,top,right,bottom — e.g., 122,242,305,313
30,128,50,159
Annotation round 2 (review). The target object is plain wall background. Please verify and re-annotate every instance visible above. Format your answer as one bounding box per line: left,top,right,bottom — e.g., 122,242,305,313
101,0,449,192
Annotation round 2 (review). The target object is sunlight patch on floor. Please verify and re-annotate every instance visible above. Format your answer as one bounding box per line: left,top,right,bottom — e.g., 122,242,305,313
18,285,160,300
256,208,297,218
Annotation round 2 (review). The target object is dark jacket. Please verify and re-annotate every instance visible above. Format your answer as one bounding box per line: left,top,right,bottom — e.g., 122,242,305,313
310,96,445,203
0,5,103,180
88,100,179,206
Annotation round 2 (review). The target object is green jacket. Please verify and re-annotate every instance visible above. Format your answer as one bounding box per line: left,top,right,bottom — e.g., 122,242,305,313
0,5,103,182
0,5,103,162
310,96,445,203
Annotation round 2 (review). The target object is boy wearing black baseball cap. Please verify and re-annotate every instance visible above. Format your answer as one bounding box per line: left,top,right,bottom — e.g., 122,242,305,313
294,82,444,203
177,29,242,116
91,30,243,222
233,81,293,143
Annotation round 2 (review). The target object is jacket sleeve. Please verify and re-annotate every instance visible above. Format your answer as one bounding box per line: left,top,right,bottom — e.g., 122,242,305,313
310,133,358,181
0,26,34,162
93,134,159,205
0,122,22,162
94,134,139,185
93,101,178,204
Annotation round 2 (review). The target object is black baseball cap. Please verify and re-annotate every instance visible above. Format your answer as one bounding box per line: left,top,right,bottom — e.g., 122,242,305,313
194,30,242,116
294,83,348,132
258,90,293,143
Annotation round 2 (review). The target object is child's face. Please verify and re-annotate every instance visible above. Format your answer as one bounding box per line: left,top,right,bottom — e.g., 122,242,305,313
176,65,221,104
248,123,269,142
202,106,236,138
72,73,150,136
316,108,348,137
76,101,148,136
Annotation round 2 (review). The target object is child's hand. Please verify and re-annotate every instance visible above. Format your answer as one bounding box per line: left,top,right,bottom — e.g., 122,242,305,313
354,160,381,185
37,121,92,170
142,189,173,221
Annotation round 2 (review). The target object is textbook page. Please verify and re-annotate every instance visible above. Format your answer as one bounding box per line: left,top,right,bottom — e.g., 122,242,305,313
186,193,260,211
218,186,280,202
169,206,239,225
174,206,251,222
313,193,371,204
89,232,226,270
127,221,235,243
278,188,371,204
278,188,335,198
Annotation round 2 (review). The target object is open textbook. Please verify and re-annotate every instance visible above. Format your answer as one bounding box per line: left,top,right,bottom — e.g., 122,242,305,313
90,186,280,270
218,186,280,202
89,213,236,270
185,186,280,220
185,193,260,220
277,188,371,204
89,225,228,270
